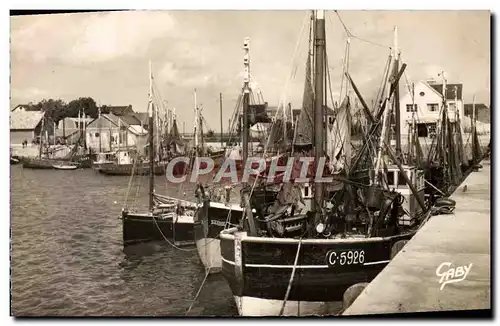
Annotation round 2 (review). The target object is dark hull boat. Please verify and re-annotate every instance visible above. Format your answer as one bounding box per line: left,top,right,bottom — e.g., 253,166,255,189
220,229,415,316
22,157,66,169
209,11,443,316
122,194,197,246
98,162,166,176
194,183,280,273
10,156,20,165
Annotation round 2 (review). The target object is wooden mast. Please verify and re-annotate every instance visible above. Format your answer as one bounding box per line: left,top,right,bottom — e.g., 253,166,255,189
98,106,102,152
312,10,325,228
39,116,44,158
148,61,155,211
393,26,402,158
193,89,199,153
220,92,224,148
242,37,250,169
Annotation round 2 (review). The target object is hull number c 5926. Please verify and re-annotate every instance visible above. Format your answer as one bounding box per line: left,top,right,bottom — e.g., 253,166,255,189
326,250,365,267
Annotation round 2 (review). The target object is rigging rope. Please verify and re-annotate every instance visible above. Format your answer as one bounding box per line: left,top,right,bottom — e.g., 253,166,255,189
279,238,302,316
274,10,309,123
332,11,391,49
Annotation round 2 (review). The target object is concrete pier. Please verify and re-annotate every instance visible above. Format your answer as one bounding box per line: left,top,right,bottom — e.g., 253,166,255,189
343,160,491,315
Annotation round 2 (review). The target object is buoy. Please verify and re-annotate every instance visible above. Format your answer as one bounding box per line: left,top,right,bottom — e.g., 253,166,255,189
343,282,369,310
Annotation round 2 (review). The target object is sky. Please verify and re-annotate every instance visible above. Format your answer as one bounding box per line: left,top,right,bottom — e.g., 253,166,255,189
10,10,490,132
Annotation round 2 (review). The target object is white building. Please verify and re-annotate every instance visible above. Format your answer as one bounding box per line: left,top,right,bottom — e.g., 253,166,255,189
399,80,464,138
85,113,148,154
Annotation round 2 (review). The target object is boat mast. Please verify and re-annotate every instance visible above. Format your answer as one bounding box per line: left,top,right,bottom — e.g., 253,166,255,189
199,105,205,156
373,49,394,186
98,106,102,152
312,10,325,227
193,89,199,153
242,37,251,171
148,61,155,211
39,116,44,158
220,92,224,148
393,26,402,158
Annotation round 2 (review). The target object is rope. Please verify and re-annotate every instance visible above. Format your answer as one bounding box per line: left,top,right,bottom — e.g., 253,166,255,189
332,11,390,48
122,156,140,209
279,238,302,316
184,201,232,315
152,214,197,252
185,264,212,315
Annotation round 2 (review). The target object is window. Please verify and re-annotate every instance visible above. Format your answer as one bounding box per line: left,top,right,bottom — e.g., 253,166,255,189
406,104,418,112
448,102,456,110
387,171,395,187
419,91,425,96
427,103,439,112
398,171,407,186
95,132,100,137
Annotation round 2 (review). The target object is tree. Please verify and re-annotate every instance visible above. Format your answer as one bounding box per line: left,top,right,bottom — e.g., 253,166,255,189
31,97,99,123
33,99,66,123
64,97,98,119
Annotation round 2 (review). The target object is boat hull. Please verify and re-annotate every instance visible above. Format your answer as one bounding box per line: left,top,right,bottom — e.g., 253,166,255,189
98,163,165,176
232,295,343,316
122,212,194,247
21,157,63,169
193,202,243,273
219,231,415,316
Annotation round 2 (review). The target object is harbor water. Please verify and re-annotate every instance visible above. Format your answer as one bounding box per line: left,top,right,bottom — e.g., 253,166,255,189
10,165,237,316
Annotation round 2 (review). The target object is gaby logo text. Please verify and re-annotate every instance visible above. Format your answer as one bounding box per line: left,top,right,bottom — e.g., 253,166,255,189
436,262,473,290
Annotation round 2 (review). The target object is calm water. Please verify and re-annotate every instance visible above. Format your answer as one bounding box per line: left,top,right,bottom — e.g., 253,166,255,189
10,165,237,316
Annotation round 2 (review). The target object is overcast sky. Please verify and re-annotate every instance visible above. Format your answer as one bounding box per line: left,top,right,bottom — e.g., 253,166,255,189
10,10,490,131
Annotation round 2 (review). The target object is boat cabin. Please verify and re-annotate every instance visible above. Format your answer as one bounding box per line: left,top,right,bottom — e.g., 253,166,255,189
385,164,426,223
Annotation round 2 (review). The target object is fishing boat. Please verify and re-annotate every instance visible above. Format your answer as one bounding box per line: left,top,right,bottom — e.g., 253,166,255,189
22,115,87,169
121,62,196,246
193,40,295,274
212,11,440,316
97,149,166,176
10,156,20,165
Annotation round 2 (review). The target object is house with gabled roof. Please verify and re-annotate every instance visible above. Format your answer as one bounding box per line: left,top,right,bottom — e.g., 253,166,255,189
10,109,46,145
85,112,148,153
11,104,39,112
399,80,464,138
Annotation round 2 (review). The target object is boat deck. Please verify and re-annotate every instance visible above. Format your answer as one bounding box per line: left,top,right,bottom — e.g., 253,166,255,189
343,159,491,315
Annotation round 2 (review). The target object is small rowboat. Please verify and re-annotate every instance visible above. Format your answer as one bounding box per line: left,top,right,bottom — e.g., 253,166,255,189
10,157,20,165
52,164,79,170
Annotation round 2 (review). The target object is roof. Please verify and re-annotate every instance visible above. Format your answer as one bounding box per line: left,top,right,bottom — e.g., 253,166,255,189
11,104,38,112
120,115,142,126
105,105,134,116
10,110,45,130
132,112,148,124
128,125,148,135
429,83,463,100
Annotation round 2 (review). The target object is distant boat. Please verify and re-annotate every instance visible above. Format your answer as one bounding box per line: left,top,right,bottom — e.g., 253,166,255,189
52,164,79,170
10,156,20,165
